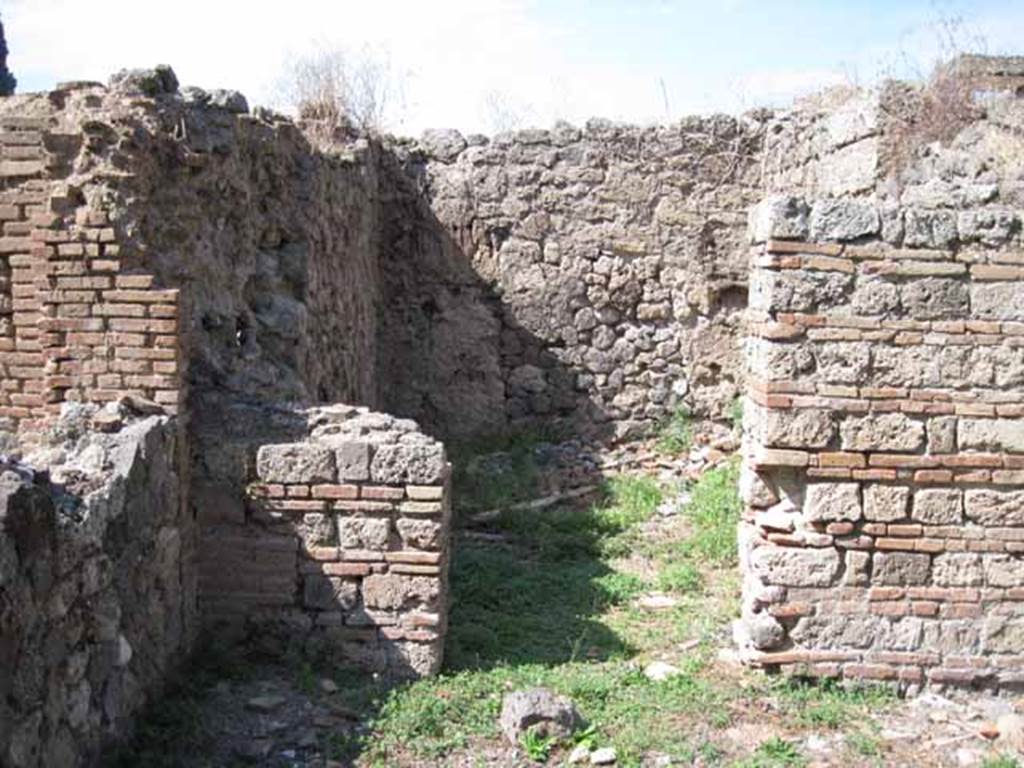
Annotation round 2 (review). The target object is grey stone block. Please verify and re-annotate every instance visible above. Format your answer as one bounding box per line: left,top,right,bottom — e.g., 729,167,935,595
256,443,336,484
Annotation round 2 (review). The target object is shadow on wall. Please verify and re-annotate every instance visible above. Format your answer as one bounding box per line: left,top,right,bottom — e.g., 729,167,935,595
373,149,617,445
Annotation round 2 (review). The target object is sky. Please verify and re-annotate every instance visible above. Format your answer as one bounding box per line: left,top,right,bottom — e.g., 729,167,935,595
3,0,1022,135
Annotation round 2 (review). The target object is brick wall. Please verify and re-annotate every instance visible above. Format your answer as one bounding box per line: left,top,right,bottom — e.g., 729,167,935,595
737,197,1024,688
0,113,182,437
198,404,451,678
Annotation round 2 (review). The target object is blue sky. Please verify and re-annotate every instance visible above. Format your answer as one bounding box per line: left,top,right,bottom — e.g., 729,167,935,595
4,0,1021,134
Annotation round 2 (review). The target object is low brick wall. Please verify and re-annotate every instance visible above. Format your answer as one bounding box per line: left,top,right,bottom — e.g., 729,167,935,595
199,404,451,678
737,197,1024,688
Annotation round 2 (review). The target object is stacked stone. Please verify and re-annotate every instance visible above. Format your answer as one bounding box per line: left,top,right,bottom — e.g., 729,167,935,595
205,405,451,678
737,195,1024,688
0,112,182,435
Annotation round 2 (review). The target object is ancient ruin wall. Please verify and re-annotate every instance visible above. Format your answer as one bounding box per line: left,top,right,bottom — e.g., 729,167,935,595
394,118,766,439
1,413,190,768
738,128,1024,687
200,403,451,677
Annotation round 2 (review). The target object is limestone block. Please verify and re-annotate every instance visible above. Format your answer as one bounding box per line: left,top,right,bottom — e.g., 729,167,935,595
748,195,809,242
750,545,841,586
370,443,446,485
958,208,1019,246
932,553,984,586
809,198,880,241
338,517,391,549
901,278,969,320
927,416,957,454
959,418,1024,453
983,554,1024,587
256,443,336,484
911,488,963,525
790,615,881,649
965,489,1024,526
839,413,924,452
804,482,861,522
864,485,910,522
819,137,878,197
873,552,931,586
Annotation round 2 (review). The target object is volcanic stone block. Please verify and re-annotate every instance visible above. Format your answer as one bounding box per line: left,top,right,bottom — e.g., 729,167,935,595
873,552,931,586
965,489,1024,526
396,519,443,550
750,545,841,586
748,194,809,242
912,488,963,525
864,485,910,522
958,419,1024,453
901,278,969,319
971,282,1024,321
983,555,1024,588
369,443,446,485
927,416,957,454
933,553,984,587
303,575,359,611
256,443,336,484
338,516,391,549
804,482,861,522
809,198,880,241
362,574,439,610
334,441,371,481
757,407,835,449
839,413,924,452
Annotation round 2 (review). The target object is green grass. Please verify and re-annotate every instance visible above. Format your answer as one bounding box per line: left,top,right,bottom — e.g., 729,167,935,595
983,756,1022,768
774,678,895,730
734,737,806,767
655,406,694,457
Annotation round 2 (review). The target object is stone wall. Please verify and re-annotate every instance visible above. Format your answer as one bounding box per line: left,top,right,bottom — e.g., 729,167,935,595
199,403,451,678
400,117,766,438
737,187,1024,686
1,411,191,767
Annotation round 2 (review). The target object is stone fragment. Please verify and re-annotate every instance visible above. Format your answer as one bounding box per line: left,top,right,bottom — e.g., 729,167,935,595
370,443,446,484
873,552,931,586
809,198,880,241
804,482,861,523
643,661,682,681
933,553,984,586
840,413,924,452
256,443,335,483
590,747,617,765
420,128,468,163
739,465,779,509
843,551,871,586
247,695,286,712
744,612,785,650
750,546,841,586
499,688,582,745
864,485,910,522
912,488,962,525
927,416,957,454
